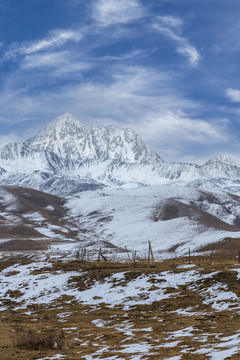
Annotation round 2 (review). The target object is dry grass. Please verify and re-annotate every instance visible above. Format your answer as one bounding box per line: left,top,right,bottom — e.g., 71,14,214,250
152,199,240,232
0,239,48,251
0,186,78,242
15,329,64,350
1,256,240,359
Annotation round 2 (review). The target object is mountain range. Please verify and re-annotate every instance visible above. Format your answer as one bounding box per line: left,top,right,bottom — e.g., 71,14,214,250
0,113,240,258
0,113,239,196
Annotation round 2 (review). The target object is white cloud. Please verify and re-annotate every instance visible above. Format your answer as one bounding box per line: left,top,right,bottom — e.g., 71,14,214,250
0,64,229,161
153,15,201,67
156,15,183,31
22,51,68,68
92,0,144,26
97,49,148,62
4,28,82,61
21,51,91,77
226,88,240,102
134,111,228,146
176,44,201,67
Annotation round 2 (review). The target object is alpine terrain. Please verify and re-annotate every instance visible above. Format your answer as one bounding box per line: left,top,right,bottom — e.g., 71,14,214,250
0,112,239,257
1,114,240,360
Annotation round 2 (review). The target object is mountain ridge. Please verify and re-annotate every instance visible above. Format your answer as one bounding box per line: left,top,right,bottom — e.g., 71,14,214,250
0,113,239,196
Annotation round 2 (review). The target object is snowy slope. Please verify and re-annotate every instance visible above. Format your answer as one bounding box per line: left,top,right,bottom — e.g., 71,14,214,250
0,184,239,258
0,186,80,246
66,185,240,256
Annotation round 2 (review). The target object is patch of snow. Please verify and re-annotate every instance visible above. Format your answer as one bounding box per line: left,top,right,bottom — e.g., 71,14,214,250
0,189,18,211
23,212,46,222
201,283,239,310
45,205,55,211
167,326,195,339
194,332,240,360
177,264,196,269
92,319,108,328
159,341,180,348
121,342,152,354
36,355,66,360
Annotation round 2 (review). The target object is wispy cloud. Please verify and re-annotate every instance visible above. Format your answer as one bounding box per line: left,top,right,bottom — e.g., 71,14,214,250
3,28,82,61
92,0,144,26
153,15,201,67
96,49,151,62
21,50,91,78
0,1,236,162
226,88,240,102
135,111,228,145
0,64,229,161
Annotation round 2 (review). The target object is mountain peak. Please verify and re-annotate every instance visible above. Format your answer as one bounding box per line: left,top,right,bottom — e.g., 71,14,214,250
52,113,82,127
18,113,162,166
24,113,86,156
47,113,85,136
205,153,237,166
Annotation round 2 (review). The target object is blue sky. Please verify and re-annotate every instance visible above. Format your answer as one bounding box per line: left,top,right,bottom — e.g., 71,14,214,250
0,0,240,163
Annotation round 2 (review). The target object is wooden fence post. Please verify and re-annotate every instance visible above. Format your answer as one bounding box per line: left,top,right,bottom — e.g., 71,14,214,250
97,248,101,261
148,241,154,264
209,250,213,261
76,247,80,260
125,246,131,263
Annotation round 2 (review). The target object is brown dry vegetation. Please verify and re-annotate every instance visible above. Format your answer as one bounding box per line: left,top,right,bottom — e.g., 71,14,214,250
1,256,240,359
0,239,49,251
152,199,240,232
0,186,78,241
200,236,240,253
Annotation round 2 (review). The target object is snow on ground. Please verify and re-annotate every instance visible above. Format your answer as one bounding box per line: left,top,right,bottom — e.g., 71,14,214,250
34,226,66,238
2,260,240,359
0,188,18,211
66,185,240,257
23,211,46,222
0,262,79,310
45,205,55,211
201,283,239,311
194,332,240,359
36,355,67,360
0,262,239,313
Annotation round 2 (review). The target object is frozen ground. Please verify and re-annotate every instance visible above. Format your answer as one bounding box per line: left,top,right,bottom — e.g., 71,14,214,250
2,258,240,359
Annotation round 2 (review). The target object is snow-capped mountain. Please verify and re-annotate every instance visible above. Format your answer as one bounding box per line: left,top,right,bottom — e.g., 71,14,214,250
0,113,239,195
0,114,240,258
205,153,239,166
25,113,162,166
